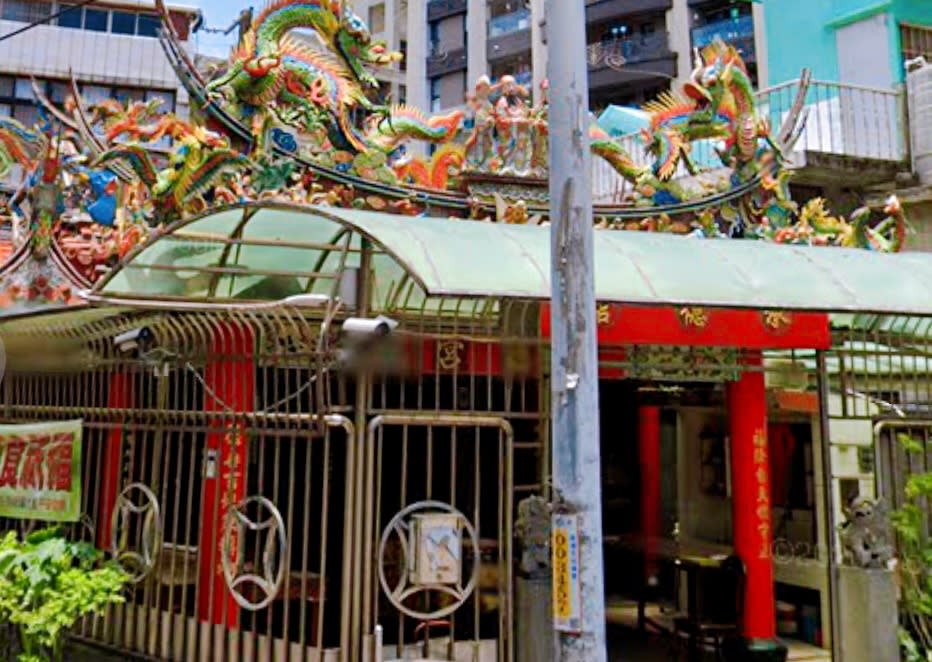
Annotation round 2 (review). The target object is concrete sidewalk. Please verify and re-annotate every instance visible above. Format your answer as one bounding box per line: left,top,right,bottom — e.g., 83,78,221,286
65,641,148,661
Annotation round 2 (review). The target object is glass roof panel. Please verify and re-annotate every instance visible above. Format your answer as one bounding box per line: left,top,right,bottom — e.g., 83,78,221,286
180,208,246,237
216,208,354,299
105,236,227,298
100,207,373,302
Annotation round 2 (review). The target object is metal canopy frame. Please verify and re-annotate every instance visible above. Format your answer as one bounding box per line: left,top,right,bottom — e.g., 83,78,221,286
87,203,932,316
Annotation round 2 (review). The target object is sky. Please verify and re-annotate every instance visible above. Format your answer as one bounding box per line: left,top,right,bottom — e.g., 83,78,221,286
186,0,246,58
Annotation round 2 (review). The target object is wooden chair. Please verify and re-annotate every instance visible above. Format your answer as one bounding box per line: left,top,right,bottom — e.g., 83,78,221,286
673,555,745,659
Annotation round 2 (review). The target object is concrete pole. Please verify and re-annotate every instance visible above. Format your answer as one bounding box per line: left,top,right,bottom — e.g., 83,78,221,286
530,0,548,105
405,0,429,155
384,0,398,101
667,0,693,89
466,0,488,87
752,1,769,88
546,0,607,659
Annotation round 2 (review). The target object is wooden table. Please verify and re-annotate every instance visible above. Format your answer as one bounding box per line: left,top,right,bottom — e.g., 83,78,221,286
604,534,729,634
673,553,728,650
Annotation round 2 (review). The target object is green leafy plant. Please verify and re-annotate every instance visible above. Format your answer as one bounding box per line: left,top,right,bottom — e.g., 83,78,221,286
891,434,932,662
0,527,128,662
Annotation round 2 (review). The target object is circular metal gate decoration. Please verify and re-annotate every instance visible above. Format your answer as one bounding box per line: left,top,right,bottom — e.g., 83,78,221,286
378,501,480,621
110,483,162,584
221,496,288,611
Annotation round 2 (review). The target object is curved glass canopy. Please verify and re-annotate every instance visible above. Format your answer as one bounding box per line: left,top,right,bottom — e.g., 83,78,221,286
96,203,932,316
97,206,416,308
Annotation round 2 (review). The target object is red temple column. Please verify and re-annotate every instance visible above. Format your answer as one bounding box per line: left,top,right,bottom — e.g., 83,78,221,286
727,353,786,659
638,406,661,585
197,323,255,629
97,371,133,550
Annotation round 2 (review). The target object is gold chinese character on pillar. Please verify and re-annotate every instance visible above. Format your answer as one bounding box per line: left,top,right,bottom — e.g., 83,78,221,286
753,429,767,449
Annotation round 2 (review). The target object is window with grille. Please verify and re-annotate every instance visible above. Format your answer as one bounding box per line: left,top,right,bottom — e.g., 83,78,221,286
2,0,52,23
57,3,82,29
83,7,108,31
137,14,161,37
902,23,932,62
3,2,172,38
111,10,137,35
0,77,175,132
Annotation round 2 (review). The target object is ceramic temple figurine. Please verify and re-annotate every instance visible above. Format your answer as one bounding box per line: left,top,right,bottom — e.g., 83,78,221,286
465,76,498,172
494,76,533,176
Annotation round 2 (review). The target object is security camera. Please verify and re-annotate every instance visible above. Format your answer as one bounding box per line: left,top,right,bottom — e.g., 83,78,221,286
341,316,399,339
113,327,153,354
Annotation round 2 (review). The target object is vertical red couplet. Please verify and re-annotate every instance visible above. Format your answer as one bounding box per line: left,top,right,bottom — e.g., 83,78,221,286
727,352,777,640
197,324,254,628
638,406,662,582
98,372,132,550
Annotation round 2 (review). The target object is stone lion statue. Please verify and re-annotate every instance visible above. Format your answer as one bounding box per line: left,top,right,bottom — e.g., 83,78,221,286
839,496,894,569
515,496,551,578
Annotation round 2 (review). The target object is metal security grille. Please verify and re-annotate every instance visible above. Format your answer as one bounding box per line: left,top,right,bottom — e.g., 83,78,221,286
361,415,514,662
875,421,932,536
0,293,547,662
825,315,932,560
0,307,348,662
902,23,932,62
826,316,932,421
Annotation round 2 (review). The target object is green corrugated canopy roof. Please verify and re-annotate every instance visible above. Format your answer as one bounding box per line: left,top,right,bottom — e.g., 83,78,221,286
92,204,932,315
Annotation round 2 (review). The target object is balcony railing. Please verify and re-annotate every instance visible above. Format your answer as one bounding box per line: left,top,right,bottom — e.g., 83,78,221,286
758,79,906,162
491,70,533,88
488,8,531,39
585,0,672,22
587,33,672,70
427,46,468,78
691,15,754,50
591,79,907,203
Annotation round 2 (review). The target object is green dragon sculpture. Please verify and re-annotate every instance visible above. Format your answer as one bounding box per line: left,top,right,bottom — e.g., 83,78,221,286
592,39,909,251
0,116,46,178
206,0,463,154
95,116,251,220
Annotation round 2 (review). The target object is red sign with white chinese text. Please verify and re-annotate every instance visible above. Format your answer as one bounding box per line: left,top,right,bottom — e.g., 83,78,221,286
0,420,82,522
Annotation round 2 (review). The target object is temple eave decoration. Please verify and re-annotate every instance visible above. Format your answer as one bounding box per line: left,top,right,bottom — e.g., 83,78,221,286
0,0,910,307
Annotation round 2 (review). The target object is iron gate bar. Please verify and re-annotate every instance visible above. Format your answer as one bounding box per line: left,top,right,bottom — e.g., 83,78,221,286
873,419,932,656
816,350,842,661
0,301,352,661
873,419,932,519
363,413,515,662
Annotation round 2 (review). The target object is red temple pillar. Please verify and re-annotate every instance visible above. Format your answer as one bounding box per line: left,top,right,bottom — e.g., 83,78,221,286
197,324,254,629
727,353,786,659
638,406,662,584
97,371,133,550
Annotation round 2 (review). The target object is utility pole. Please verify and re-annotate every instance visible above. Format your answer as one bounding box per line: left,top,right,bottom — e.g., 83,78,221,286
545,0,607,660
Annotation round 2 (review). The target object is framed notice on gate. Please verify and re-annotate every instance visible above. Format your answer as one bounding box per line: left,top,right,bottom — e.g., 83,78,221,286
0,420,82,522
552,513,582,633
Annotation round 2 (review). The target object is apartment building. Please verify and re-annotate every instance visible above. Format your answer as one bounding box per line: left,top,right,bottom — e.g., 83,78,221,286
0,0,202,127
357,0,766,114
761,0,932,89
